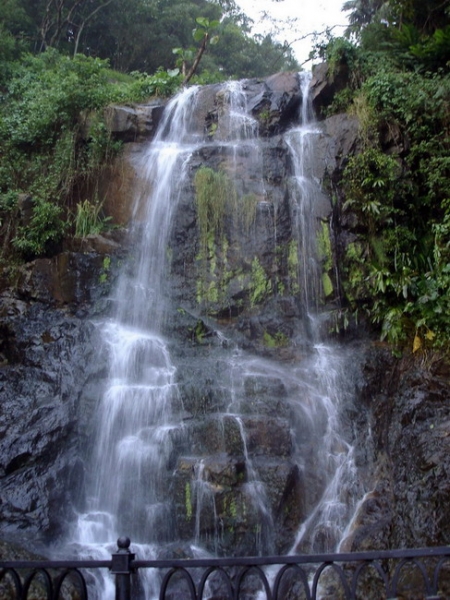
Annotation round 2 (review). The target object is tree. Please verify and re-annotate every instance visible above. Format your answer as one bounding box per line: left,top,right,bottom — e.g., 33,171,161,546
36,0,115,52
71,0,115,56
183,16,220,84
342,0,387,37
0,0,299,79
343,0,450,37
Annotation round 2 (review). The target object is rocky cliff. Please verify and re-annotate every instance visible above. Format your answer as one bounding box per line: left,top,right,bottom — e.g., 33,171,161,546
0,67,449,572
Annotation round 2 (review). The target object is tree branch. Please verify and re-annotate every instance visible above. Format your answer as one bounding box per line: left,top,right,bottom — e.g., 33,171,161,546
183,34,208,85
73,0,115,56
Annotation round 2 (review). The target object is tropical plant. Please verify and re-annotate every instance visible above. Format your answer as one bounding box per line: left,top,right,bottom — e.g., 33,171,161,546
74,199,111,238
183,16,220,84
337,59,450,352
0,49,162,259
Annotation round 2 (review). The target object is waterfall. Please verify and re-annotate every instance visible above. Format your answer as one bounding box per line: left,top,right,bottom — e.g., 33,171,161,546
77,86,202,544
283,73,362,553
70,86,205,598
69,72,364,598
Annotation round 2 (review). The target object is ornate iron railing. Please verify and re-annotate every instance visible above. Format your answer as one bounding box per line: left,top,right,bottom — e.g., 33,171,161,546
1,537,449,599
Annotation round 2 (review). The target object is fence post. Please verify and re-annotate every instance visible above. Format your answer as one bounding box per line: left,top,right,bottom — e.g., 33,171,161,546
111,537,135,600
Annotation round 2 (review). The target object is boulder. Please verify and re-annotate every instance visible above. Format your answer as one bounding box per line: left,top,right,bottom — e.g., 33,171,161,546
0,307,106,543
103,102,166,142
14,253,106,305
310,62,350,117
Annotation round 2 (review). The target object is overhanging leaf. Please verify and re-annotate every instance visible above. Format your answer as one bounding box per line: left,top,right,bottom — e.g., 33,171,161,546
412,334,422,353
195,17,208,28
193,28,205,42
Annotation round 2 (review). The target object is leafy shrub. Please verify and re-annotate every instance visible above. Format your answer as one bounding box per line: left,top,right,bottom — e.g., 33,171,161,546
74,199,111,238
126,68,182,100
13,199,66,257
340,67,450,353
0,48,183,260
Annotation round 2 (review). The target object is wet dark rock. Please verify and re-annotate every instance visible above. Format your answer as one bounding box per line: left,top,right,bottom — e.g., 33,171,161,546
103,101,166,142
66,233,123,254
0,246,117,545
171,452,301,555
242,375,289,416
255,458,305,552
248,72,302,135
166,74,359,335
336,345,450,596
310,62,350,118
321,113,362,181
14,253,105,305
0,306,107,543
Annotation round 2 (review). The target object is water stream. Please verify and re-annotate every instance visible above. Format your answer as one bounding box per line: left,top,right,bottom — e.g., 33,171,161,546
70,86,204,597
70,73,363,598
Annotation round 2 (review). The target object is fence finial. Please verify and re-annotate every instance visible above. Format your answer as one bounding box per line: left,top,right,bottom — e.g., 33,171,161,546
111,537,135,600
117,537,131,551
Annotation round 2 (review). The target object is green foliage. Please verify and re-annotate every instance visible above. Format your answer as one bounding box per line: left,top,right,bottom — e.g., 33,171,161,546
338,58,450,351
412,25,450,68
99,255,111,284
194,168,266,309
250,257,272,306
343,147,400,230
0,48,185,259
263,330,289,348
190,319,210,344
0,24,18,85
194,167,234,307
126,68,182,100
317,221,334,299
324,87,356,117
340,0,450,71
193,16,220,44
3,51,112,145
238,194,259,233
0,50,119,257
287,240,300,295
182,15,221,83
185,482,193,519
194,167,234,259
322,273,334,298
13,199,66,257
0,0,298,80
74,199,111,238
317,221,333,272
322,1,450,351
325,37,360,74
342,0,386,37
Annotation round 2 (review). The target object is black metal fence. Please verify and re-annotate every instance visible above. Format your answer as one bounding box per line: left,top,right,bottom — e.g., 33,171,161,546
1,537,450,599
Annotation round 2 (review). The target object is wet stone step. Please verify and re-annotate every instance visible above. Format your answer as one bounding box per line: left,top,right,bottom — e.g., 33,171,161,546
185,413,292,457
239,374,290,416
171,453,303,555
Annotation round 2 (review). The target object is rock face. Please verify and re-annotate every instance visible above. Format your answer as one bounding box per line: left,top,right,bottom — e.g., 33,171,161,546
0,244,125,545
310,61,350,117
0,67,449,578
348,349,450,551
167,72,351,336
103,102,166,143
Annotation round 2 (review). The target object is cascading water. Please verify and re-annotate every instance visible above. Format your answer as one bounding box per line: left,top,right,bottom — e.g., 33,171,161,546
282,73,363,554
69,71,364,598
284,74,323,317
70,86,205,597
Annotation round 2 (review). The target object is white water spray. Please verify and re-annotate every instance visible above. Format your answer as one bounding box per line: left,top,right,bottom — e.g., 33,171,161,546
70,85,205,599
69,73,363,599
